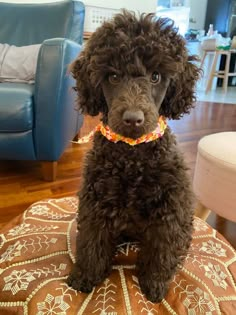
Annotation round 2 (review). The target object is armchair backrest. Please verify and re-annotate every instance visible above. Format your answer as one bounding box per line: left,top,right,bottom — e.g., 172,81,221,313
0,0,85,46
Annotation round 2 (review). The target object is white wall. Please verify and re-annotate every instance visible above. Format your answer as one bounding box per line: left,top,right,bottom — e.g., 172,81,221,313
83,0,156,13
0,0,157,13
2,0,208,29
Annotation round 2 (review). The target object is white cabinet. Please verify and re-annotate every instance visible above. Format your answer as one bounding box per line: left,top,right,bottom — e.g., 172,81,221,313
156,2,190,36
157,0,190,8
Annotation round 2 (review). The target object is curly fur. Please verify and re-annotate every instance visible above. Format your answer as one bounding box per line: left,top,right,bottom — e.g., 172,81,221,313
67,11,200,303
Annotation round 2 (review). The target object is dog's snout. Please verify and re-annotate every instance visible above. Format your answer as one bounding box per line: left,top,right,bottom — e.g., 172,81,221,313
122,110,144,127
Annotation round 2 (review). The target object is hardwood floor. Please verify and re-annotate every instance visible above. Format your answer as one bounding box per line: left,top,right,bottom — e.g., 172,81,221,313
0,101,236,248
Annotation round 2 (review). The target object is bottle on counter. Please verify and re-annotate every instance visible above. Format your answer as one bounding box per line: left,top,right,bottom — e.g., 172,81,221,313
207,24,214,36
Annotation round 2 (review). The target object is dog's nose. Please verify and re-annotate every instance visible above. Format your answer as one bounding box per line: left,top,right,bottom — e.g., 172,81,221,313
122,110,144,127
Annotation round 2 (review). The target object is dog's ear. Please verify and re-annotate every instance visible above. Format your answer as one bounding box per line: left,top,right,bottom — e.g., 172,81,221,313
160,55,200,119
70,52,107,116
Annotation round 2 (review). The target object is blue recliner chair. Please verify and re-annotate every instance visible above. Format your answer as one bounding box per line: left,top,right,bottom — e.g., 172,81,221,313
0,0,85,180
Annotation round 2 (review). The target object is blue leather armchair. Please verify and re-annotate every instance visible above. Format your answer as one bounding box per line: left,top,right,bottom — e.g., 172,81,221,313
0,0,85,180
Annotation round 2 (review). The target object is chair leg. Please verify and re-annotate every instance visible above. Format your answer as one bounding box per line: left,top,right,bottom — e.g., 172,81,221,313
41,161,57,181
195,201,211,221
223,52,230,93
206,51,218,93
200,50,207,69
73,130,81,142
216,215,227,234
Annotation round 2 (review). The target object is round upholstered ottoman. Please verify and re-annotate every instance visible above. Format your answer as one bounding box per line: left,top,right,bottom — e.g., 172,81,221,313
193,132,236,222
0,197,236,314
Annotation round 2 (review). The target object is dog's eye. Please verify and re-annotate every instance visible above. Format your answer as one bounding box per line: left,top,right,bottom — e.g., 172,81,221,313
108,73,120,85
151,71,161,84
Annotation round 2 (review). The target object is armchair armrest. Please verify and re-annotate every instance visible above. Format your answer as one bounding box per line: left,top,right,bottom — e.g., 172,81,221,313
34,38,83,161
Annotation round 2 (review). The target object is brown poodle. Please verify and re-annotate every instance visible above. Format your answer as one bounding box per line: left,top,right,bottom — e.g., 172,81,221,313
67,11,200,303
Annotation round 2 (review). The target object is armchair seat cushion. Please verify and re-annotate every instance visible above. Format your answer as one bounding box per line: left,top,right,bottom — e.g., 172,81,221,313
0,83,34,132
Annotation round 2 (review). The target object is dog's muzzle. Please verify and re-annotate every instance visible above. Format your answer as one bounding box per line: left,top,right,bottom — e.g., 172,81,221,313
122,110,145,127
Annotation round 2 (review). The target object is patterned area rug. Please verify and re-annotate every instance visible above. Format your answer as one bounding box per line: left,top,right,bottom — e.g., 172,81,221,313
0,197,236,314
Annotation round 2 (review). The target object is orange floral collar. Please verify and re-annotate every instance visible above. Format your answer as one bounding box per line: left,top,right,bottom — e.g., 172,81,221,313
73,116,167,146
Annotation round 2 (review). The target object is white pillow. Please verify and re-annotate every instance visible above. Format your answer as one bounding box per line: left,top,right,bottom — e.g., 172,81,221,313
0,43,41,84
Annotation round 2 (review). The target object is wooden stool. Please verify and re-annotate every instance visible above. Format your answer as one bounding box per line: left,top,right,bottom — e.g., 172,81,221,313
193,132,236,222
206,49,236,93
200,49,215,69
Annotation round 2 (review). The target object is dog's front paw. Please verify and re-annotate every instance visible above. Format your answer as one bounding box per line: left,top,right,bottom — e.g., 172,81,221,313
67,273,94,293
138,275,168,303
